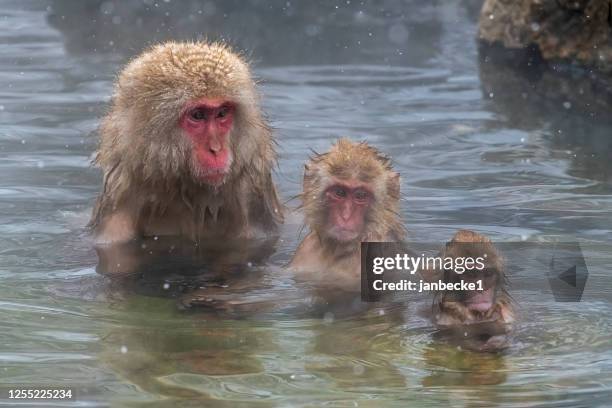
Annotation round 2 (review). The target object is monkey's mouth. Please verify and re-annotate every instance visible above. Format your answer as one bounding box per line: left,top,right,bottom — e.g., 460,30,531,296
327,226,361,242
192,149,233,186
198,168,228,186
464,288,494,312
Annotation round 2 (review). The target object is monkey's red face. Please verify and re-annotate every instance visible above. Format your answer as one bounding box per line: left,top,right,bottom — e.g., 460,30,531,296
180,98,235,186
324,181,373,242
448,268,499,313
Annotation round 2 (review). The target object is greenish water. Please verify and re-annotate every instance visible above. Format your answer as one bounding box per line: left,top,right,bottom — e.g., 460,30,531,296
0,1,611,406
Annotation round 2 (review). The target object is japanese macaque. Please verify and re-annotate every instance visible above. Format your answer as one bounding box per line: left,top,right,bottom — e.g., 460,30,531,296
89,41,283,244
433,230,515,351
289,138,406,292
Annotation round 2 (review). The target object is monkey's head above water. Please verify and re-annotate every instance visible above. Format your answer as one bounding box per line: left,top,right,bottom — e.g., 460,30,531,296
437,230,512,322
301,138,406,245
96,41,273,190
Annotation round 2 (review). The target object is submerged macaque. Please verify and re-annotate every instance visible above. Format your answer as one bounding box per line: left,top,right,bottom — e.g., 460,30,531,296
289,138,406,292
433,230,514,351
89,41,283,244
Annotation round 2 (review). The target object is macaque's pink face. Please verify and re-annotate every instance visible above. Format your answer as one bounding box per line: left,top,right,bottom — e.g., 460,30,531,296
453,268,499,313
180,98,235,185
324,180,373,242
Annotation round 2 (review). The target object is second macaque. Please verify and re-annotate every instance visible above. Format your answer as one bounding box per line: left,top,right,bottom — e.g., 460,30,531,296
433,230,515,351
289,138,406,292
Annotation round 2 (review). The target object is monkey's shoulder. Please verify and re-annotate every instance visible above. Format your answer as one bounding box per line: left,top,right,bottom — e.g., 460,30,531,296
288,234,362,291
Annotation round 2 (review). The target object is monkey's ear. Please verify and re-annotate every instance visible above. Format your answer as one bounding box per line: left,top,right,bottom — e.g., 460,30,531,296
303,163,314,190
387,172,401,199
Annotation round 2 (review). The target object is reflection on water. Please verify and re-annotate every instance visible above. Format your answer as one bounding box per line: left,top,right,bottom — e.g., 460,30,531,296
0,0,611,406
479,43,612,185
46,0,447,66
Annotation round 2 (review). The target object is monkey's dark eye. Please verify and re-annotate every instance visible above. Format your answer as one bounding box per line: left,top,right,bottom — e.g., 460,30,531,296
189,108,208,121
354,189,369,202
333,187,347,199
217,106,230,118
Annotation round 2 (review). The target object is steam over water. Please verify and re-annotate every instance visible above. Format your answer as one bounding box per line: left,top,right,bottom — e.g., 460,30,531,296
0,0,610,406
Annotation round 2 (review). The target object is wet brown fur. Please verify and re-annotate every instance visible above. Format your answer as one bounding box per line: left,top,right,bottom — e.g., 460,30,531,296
289,138,406,290
434,230,514,326
89,41,283,242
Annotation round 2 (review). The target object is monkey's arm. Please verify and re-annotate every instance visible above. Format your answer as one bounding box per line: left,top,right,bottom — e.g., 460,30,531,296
287,233,318,269
94,242,143,277
94,209,137,244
